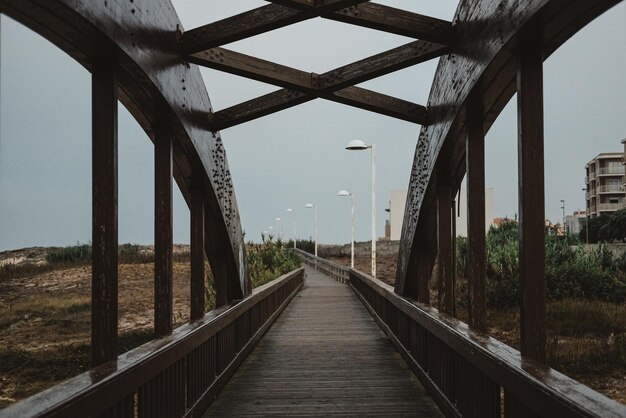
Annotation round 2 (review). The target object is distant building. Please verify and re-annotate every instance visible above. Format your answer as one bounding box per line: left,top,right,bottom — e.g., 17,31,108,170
388,190,408,241
493,217,516,228
565,210,586,235
455,188,494,237
585,152,625,218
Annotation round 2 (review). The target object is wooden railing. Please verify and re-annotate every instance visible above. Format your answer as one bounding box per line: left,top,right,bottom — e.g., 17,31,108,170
348,268,626,418
1,269,304,418
293,248,349,283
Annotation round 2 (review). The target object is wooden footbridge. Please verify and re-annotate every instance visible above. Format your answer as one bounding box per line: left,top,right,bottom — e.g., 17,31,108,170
1,0,626,417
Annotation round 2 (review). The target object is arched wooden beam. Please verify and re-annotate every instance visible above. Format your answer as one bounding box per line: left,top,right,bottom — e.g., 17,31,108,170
0,0,250,300
396,0,621,294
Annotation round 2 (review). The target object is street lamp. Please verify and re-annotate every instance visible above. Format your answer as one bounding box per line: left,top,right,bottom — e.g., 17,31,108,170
337,190,355,268
286,208,296,248
346,139,376,277
305,203,318,257
275,217,284,240
560,199,566,236
582,188,589,244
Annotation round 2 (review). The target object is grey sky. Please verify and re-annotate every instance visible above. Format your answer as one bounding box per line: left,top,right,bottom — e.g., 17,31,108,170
1,2,625,250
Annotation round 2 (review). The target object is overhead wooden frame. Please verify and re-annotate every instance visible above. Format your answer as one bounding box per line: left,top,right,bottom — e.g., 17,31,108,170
182,1,455,130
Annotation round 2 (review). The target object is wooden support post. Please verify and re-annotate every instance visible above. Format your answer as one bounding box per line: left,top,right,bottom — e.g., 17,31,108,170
209,248,229,308
154,124,173,336
91,61,118,367
437,181,454,315
190,186,205,319
517,38,546,362
466,99,487,331
417,250,431,304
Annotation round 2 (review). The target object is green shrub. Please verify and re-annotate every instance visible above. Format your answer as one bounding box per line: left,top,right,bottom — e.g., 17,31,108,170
283,239,315,254
481,223,626,307
247,236,301,288
46,243,92,264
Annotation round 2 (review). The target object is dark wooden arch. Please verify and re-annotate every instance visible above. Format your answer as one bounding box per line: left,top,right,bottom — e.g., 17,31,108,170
0,0,250,362
395,0,622,359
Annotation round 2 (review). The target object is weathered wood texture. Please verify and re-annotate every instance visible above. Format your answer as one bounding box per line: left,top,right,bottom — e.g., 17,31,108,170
191,40,443,129
204,266,442,417
182,1,453,52
182,1,368,52
395,0,620,296
91,61,118,367
465,96,487,331
350,268,626,418
154,124,174,337
190,186,205,320
1,0,250,299
517,36,546,362
437,182,454,315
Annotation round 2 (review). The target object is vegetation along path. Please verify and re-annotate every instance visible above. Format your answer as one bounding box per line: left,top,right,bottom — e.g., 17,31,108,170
204,266,442,417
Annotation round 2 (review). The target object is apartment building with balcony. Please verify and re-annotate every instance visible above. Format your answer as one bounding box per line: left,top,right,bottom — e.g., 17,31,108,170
585,152,625,218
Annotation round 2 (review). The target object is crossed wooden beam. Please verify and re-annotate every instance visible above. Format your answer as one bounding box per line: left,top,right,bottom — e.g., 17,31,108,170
181,0,456,131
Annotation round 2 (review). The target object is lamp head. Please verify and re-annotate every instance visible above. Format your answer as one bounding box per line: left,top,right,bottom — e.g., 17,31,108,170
286,208,293,212
305,203,314,208
345,139,369,150
275,217,281,221
337,190,351,197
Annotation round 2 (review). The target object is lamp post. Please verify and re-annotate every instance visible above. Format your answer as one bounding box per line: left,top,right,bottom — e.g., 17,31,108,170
338,190,355,268
286,208,296,248
346,139,376,277
275,217,284,241
560,199,566,236
582,188,589,244
305,203,317,257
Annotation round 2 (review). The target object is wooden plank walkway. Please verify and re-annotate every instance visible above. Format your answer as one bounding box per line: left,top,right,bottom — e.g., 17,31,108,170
203,266,443,417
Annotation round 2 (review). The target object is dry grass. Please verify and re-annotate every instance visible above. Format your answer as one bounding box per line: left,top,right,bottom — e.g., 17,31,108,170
0,255,203,409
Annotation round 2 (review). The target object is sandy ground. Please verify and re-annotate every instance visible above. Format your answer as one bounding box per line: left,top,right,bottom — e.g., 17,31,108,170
0,246,195,407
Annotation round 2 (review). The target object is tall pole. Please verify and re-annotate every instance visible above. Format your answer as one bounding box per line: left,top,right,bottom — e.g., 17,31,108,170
351,193,355,269
276,217,284,241
561,199,565,235
371,144,377,277
314,205,318,257
287,209,296,248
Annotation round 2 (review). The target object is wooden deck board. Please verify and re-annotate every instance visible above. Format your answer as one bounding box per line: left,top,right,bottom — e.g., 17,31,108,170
203,266,443,417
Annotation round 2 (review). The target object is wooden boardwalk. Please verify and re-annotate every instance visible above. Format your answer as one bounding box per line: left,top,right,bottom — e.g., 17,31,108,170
203,266,443,417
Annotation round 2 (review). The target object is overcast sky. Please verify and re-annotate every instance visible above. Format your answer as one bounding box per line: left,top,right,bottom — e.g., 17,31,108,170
0,1,625,250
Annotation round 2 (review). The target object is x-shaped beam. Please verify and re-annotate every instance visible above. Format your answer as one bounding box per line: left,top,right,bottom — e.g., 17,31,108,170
189,41,447,130
182,1,455,130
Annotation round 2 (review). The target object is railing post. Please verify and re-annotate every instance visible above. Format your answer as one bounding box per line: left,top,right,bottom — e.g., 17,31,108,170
208,235,229,308
190,184,205,319
417,250,431,304
466,96,487,331
154,121,173,337
91,58,118,367
517,35,546,362
437,177,454,315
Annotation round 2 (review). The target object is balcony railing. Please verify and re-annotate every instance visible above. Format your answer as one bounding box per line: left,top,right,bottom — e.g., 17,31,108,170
598,167,625,175
598,185,625,193
597,202,624,212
